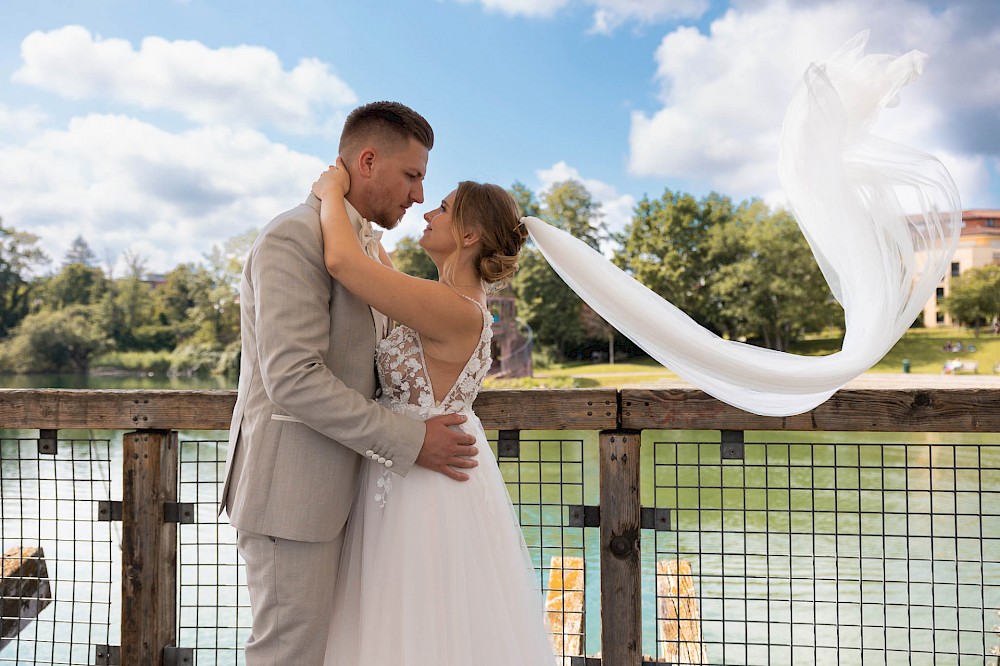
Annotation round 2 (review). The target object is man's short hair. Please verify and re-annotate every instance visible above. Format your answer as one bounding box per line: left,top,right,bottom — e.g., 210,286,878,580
339,101,434,157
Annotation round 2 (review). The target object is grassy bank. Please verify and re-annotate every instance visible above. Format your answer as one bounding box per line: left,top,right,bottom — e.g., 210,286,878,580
533,327,1000,388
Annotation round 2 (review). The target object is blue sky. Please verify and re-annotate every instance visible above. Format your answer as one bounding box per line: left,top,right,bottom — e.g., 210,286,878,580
1,0,997,274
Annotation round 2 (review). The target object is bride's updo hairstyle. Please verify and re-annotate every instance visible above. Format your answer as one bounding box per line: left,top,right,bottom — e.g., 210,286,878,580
445,181,528,292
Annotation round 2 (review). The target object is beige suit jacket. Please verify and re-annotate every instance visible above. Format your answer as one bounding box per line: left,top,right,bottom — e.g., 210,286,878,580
219,194,424,542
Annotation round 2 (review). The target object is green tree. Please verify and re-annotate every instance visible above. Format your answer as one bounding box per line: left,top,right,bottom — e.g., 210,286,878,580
543,180,604,251
63,235,98,267
706,201,841,350
41,261,110,309
513,247,587,359
100,250,158,349
391,236,438,280
510,180,607,359
614,189,721,327
509,181,541,218
0,217,48,338
151,263,211,343
195,229,257,347
0,305,109,372
943,264,1000,335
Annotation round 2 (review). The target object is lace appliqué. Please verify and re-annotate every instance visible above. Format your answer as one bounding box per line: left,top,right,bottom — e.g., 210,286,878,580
374,470,392,508
372,296,493,507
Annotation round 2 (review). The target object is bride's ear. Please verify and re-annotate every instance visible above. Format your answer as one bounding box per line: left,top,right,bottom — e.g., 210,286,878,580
462,230,481,248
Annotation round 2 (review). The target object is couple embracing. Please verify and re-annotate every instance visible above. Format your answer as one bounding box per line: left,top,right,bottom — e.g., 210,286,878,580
219,101,556,664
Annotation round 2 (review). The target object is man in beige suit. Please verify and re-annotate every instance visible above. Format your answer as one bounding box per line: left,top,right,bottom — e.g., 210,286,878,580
219,102,477,665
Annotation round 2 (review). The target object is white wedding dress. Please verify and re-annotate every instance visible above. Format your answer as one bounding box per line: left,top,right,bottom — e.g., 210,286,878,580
325,297,557,665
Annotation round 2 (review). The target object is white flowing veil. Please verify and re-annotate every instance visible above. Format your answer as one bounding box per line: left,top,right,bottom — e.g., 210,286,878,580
521,32,962,416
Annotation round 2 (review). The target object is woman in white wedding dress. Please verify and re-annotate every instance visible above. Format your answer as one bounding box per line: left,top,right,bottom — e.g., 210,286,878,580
313,159,557,665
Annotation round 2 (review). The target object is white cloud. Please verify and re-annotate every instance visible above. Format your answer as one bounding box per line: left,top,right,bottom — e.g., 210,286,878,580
629,0,1000,208
536,160,636,251
454,0,707,29
589,0,709,34
475,0,570,18
0,103,48,135
0,114,325,274
13,25,357,135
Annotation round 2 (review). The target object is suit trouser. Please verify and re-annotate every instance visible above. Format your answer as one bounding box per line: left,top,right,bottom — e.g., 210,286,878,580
237,530,344,666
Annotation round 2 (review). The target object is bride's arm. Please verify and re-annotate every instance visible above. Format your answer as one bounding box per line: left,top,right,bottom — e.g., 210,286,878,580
313,162,479,342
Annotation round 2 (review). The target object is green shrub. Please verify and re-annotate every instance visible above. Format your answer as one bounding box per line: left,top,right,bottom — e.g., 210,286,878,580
0,306,109,373
530,345,565,369
91,350,173,374
215,340,241,378
169,344,223,377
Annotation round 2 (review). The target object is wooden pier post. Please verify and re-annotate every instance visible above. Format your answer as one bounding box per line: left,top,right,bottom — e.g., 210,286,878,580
599,430,642,665
0,546,51,650
546,556,585,659
656,559,707,664
121,430,178,665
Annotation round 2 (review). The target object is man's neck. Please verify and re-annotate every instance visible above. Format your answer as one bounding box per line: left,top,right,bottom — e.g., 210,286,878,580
344,193,369,222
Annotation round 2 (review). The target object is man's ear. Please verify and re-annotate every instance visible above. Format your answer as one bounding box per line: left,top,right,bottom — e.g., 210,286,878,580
358,148,376,178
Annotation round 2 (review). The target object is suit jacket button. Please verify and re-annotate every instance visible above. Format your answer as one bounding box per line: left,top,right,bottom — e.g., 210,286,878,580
384,460,393,468
365,450,374,458
377,456,386,464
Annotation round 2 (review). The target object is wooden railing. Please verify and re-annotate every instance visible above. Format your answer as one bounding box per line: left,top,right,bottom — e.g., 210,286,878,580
2,386,999,665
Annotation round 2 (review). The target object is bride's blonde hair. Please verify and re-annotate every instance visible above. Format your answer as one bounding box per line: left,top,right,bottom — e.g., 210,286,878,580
441,182,528,291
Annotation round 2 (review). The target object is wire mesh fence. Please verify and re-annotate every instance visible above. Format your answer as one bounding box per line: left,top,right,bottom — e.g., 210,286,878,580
645,432,1000,665
0,433,117,666
495,432,595,658
3,418,1000,665
176,436,249,666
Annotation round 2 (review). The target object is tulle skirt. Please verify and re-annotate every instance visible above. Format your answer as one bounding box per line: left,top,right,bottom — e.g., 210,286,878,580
325,409,557,665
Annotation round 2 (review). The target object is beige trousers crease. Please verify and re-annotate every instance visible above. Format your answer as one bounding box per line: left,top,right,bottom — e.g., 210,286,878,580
237,530,344,666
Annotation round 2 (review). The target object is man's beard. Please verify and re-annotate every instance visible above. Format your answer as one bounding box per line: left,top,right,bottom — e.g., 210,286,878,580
367,179,404,230
368,194,404,230
371,213,402,231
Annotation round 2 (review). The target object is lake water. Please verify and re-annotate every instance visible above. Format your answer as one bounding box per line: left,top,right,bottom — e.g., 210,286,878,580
2,377,998,664
0,373,235,390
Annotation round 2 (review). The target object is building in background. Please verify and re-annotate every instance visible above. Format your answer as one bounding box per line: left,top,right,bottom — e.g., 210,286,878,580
920,210,1000,327
487,293,533,378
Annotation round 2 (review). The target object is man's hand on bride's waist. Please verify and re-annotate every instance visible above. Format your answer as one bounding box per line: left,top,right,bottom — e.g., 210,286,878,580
416,413,478,481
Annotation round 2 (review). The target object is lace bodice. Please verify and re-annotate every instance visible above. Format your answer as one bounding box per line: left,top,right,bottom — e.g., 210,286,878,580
376,296,493,417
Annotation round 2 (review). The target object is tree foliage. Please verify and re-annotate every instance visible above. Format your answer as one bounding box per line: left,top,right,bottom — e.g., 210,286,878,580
0,305,109,373
511,180,607,359
543,180,604,251
0,217,48,338
616,191,840,351
615,190,721,327
41,262,110,309
509,181,541,218
943,264,1000,334
391,235,438,280
63,235,98,267
705,201,841,350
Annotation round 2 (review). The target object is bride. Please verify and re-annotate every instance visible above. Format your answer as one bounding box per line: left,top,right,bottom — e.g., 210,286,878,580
312,159,557,664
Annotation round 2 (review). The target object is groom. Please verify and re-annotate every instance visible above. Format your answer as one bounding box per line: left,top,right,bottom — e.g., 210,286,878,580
219,101,478,665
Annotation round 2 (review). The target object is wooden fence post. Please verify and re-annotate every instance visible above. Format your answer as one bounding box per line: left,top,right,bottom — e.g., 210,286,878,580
600,430,642,665
121,430,178,665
